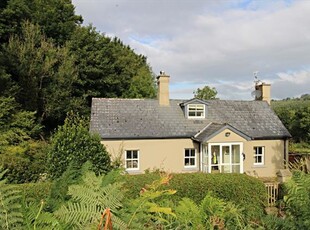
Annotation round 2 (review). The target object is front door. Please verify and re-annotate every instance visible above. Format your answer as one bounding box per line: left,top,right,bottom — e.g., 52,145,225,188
207,143,243,173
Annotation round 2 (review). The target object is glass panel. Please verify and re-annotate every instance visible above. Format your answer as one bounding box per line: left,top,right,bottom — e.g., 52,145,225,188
211,146,220,165
132,150,138,159
222,146,230,164
221,165,230,173
190,158,195,165
126,151,132,159
126,160,132,168
232,145,240,163
185,149,189,157
257,156,262,163
232,165,240,173
184,158,190,166
190,149,195,156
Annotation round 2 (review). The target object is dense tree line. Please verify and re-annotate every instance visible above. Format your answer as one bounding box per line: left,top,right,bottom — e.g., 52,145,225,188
272,95,310,152
0,0,156,132
0,0,156,182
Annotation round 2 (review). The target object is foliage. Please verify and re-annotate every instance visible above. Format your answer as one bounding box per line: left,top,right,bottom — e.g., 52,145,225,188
67,26,156,115
0,96,46,183
4,21,80,129
289,142,310,154
0,0,82,44
1,1,156,134
121,174,176,229
122,172,266,219
0,96,41,151
48,112,111,178
272,98,310,143
283,170,310,229
0,168,23,229
172,192,245,229
54,170,126,229
194,85,218,100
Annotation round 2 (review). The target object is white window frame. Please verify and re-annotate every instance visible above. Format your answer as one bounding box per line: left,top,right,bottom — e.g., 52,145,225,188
253,146,264,165
187,104,205,118
184,148,196,168
125,150,139,170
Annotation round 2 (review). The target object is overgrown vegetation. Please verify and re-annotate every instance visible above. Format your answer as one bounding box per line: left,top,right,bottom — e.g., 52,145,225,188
1,165,308,229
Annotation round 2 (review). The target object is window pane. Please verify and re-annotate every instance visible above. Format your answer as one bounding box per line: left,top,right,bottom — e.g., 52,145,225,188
257,156,262,163
126,160,132,168
133,150,138,159
185,149,189,157
126,151,132,159
232,145,240,163
190,158,195,165
185,158,190,165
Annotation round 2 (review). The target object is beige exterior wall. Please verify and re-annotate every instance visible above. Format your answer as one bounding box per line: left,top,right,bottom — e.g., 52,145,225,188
243,139,284,177
102,129,285,177
102,138,200,174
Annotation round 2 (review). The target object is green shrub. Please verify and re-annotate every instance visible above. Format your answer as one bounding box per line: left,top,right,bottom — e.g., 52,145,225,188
122,172,266,219
17,182,52,204
0,141,48,183
48,113,111,178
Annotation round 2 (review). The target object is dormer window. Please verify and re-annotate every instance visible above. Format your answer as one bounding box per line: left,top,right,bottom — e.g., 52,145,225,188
188,104,205,118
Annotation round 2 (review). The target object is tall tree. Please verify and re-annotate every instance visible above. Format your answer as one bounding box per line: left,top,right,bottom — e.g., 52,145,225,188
194,85,218,100
4,22,80,129
67,26,156,114
0,0,82,44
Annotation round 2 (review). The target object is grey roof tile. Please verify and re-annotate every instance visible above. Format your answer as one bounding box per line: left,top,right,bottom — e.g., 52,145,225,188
90,98,291,140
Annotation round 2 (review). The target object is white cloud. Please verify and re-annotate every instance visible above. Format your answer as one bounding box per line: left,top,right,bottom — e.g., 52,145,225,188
72,0,310,100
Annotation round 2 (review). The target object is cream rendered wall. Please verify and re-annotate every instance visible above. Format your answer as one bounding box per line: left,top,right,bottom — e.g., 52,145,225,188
243,140,284,177
102,138,200,174
207,128,285,177
207,128,247,143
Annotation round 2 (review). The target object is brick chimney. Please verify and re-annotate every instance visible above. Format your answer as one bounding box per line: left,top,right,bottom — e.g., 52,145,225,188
157,71,170,106
255,82,271,105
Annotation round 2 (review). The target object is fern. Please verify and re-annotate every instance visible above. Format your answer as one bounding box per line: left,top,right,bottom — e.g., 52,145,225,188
284,170,310,229
123,174,176,229
0,169,23,229
22,199,62,230
54,170,126,229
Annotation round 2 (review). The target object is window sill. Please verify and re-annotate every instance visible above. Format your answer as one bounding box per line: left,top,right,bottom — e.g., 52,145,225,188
252,165,266,168
125,169,142,174
182,167,199,172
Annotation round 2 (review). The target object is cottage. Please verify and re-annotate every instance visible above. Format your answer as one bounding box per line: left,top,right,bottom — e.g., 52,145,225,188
90,72,291,177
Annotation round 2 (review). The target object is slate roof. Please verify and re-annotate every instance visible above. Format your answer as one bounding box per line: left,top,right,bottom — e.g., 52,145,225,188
90,98,291,140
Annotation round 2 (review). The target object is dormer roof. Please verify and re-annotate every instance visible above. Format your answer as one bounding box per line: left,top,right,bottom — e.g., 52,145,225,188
179,98,209,107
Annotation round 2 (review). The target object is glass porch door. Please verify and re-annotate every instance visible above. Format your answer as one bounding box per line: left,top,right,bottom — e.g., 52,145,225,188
206,143,243,173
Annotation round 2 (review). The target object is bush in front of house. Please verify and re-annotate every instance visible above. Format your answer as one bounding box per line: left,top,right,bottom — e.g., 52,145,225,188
47,112,111,178
122,172,267,219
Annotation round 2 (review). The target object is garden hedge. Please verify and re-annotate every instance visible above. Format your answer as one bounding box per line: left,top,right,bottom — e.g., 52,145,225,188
121,172,267,218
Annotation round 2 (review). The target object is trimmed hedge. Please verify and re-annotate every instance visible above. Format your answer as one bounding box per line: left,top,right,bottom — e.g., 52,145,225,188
121,172,267,218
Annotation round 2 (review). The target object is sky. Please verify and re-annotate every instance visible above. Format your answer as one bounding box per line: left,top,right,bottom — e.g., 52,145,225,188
71,0,310,100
